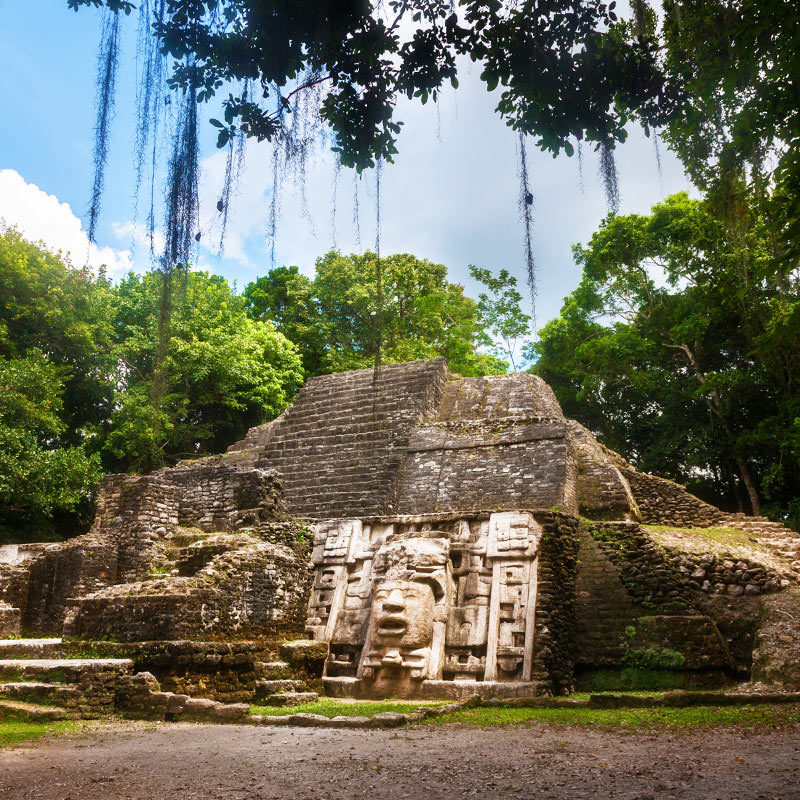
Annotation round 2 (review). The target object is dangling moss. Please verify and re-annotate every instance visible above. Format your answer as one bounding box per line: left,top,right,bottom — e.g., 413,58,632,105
353,170,362,250
88,9,121,243
268,143,281,268
517,131,537,320
600,142,621,214
217,128,246,255
330,156,341,249
653,129,664,193
133,0,167,234
162,75,199,271
375,157,383,256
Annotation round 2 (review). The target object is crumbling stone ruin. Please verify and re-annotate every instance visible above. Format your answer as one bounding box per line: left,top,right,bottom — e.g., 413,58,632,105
1,358,798,719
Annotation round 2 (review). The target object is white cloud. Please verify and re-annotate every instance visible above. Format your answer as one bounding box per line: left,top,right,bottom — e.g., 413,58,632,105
111,220,166,256
0,169,133,277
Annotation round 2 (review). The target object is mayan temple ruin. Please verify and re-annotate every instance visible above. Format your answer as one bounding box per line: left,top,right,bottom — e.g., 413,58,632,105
1,358,798,720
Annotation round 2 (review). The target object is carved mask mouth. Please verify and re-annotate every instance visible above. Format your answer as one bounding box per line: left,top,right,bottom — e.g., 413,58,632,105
376,614,407,638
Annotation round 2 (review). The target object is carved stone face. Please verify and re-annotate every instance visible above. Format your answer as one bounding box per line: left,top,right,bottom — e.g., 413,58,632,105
371,579,435,649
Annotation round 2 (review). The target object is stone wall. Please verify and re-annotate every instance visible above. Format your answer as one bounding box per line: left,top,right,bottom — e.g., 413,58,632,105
395,374,577,515
531,512,581,694
22,536,118,635
159,463,284,530
573,527,638,667
618,466,726,527
63,532,311,643
0,601,20,637
627,615,732,671
576,521,779,676
567,422,639,520
0,461,287,637
0,563,30,619
586,521,693,613
398,427,573,514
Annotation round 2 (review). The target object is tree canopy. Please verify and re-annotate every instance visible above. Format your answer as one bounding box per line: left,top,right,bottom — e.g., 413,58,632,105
70,0,667,169
533,192,800,524
244,251,507,377
105,270,304,471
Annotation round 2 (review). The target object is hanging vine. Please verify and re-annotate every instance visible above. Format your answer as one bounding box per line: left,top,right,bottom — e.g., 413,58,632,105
517,131,536,320
599,141,621,214
88,9,121,243
653,129,664,194
217,126,246,255
373,158,384,380
133,0,166,229
330,156,341,249
162,77,200,272
353,172,362,251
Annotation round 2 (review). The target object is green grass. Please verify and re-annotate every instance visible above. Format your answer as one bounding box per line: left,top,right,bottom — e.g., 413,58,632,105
250,698,447,717
425,703,800,730
0,719,80,748
642,524,756,548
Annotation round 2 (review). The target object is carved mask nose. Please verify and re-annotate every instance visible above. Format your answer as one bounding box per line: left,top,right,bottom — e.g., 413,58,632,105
383,588,406,612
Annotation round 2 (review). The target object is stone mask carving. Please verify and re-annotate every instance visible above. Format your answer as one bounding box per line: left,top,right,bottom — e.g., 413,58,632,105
359,535,450,691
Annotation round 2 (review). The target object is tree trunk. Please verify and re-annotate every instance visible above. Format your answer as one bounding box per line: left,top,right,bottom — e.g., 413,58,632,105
734,455,762,516
674,341,761,516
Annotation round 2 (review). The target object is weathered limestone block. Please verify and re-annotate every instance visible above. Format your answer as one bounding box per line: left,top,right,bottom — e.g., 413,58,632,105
0,601,21,637
63,536,311,643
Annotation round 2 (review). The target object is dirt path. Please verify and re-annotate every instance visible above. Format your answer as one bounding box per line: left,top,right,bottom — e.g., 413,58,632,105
1,720,799,800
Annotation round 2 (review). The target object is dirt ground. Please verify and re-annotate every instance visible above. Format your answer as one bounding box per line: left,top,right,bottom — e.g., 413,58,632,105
1,720,799,800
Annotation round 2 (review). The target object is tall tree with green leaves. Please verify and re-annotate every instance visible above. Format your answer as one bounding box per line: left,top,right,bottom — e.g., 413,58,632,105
245,251,506,378
106,270,303,471
469,265,533,371
0,227,115,443
534,192,800,523
0,351,101,541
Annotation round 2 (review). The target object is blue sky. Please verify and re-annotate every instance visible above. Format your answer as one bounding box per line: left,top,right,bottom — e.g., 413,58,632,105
0,1,695,331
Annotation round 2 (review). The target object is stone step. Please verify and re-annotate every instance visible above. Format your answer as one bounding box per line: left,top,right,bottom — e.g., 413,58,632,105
262,691,319,707
0,699,75,721
265,428,394,447
253,679,306,702
0,658,134,684
0,638,63,659
167,531,214,547
0,681,81,706
255,661,292,680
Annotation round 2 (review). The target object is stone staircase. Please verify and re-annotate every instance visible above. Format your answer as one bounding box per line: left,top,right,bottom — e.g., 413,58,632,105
253,679,318,707
0,655,134,720
725,514,800,571
249,359,448,518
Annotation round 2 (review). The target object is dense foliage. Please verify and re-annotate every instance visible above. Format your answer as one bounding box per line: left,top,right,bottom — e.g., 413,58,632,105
533,192,800,525
70,2,800,271
69,0,664,170
244,251,508,377
105,270,303,471
0,351,102,536
0,230,302,536
0,231,514,537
